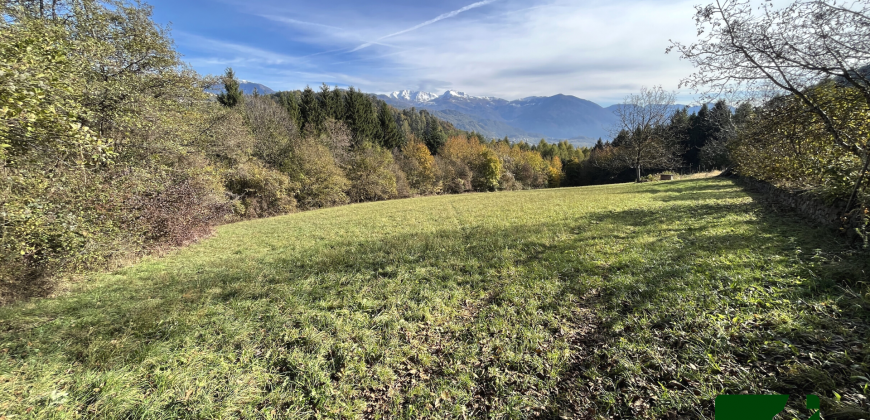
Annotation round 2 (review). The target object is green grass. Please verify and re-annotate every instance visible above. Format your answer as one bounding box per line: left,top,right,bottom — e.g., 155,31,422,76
1,178,868,419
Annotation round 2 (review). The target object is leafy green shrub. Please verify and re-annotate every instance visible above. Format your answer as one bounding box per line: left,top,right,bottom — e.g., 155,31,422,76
0,3,227,296
399,139,439,195
472,149,502,192
2,169,126,286
225,161,298,218
0,163,231,297
731,84,868,205
0,18,113,167
345,143,397,203
285,138,350,209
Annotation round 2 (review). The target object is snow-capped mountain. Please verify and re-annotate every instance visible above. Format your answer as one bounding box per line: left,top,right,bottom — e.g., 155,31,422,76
377,90,616,144
386,90,440,102
386,90,499,103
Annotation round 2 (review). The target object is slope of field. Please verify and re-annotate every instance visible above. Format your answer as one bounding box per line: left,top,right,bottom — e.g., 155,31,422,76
1,179,868,418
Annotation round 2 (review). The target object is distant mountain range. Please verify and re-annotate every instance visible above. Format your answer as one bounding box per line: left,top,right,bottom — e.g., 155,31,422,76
220,82,715,147
207,80,275,96
378,90,724,147
378,90,611,146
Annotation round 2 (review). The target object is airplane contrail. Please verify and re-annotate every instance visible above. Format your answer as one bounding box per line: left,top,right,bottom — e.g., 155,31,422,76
350,0,499,52
261,15,345,31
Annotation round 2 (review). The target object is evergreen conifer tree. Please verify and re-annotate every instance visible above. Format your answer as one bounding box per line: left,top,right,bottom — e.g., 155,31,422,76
318,83,335,122
423,117,447,153
345,88,380,146
593,139,605,151
217,67,244,108
378,104,404,149
709,100,732,132
277,91,302,131
300,86,323,134
686,104,712,168
319,83,345,121
330,86,345,120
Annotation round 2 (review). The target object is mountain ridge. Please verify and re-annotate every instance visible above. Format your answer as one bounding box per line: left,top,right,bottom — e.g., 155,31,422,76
377,90,616,145
207,81,276,96
213,83,716,148
379,90,724,146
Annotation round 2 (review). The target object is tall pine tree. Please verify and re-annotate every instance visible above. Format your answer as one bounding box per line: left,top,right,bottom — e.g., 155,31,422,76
318,83,335,122
423,116,447,154
300,85,324,134
277,91,301,131
329,86,345,120
217,67,244,108
344,88,380,146
685,104,712,168
378,104,404,149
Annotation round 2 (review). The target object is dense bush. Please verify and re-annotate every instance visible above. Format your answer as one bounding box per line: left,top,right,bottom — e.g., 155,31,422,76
472,149,502,192
499,170,522,191
225,161,298,218
285,138,350,209
135,175,232,247
731,85,868,204
0,1,226,300
0,0,576,298
435,156,473,194
345,143,398,203
511,150,549,189
399,139,439,194
245,96,297,168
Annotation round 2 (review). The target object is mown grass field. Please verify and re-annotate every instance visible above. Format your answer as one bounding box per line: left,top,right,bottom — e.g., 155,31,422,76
1,178,869,419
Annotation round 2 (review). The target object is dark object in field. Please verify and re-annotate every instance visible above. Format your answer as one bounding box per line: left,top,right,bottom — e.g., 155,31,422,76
714,394,789,420
717,167,734,177
660,174,674,181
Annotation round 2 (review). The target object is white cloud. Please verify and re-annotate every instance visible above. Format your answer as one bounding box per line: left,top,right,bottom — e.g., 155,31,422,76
351,0,501,52
359,0,702,104
175,31,301,66
183,0,718,105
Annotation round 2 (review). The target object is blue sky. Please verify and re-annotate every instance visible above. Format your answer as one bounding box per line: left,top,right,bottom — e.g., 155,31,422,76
146,0,705,105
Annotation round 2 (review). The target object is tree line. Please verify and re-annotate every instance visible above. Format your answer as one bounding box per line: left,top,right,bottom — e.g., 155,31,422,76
0,0,591,295
675,0,870,237
7,0,863,295
270,83,458,154
590,0,869,246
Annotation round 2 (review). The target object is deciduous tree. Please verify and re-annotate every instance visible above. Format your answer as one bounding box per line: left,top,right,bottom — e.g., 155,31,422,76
608,86,683,181
669,0,870,211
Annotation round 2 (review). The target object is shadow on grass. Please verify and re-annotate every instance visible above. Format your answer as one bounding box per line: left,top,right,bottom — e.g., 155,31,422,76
544,191,869,418
0,183,868,418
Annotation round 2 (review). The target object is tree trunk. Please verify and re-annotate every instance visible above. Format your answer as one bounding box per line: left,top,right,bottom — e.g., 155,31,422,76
844,150,870,214
636,166,641,183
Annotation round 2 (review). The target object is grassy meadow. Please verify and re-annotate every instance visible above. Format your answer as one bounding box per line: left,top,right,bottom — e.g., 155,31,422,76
1,178,868,419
